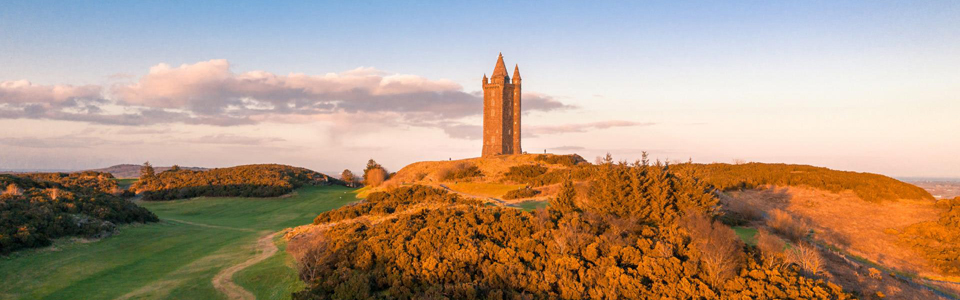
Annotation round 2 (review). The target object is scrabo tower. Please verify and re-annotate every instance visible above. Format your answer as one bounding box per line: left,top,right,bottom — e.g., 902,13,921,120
482,53,522,157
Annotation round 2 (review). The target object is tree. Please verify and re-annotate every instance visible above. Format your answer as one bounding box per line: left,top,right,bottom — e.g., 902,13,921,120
681,213,744,286
550,180,579,214
363,159,388,187
364,167,387,187
169,165,182,172
140,161,156,179
341,169,356,187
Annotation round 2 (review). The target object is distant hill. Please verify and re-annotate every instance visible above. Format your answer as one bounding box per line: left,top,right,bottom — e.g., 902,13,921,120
87,164,208,179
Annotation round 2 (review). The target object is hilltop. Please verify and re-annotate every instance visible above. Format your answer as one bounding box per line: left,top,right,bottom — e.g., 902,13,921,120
87,164,208,179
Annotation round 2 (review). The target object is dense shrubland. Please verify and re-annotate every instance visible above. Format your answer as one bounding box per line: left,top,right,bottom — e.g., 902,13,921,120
671,163,932,202
534,154,587,167
898,196,960,275
133,163,340,200
502,187,540,200
439,163,483,181
289,161,851,299
0,173,158,253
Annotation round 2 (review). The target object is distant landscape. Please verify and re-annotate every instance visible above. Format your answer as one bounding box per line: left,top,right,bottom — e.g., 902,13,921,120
2,2,958,299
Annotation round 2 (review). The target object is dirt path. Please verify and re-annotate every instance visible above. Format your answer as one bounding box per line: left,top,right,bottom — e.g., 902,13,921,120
212,232,279,300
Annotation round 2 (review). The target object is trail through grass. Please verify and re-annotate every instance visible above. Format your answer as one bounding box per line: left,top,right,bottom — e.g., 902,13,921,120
0,185,357,300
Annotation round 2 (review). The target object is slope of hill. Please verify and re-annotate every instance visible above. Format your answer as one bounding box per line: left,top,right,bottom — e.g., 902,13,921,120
87,164,208,179
133,164,344,201
287,163,852,299
0,173,158,253
672,163,933,202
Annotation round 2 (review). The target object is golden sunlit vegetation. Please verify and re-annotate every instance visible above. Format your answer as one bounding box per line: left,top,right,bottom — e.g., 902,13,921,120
132,163,341,200
363,159,389,187
287,161,851,299
671,162,933,202
898,196,960,275
502,187,540,200
0,173,158,253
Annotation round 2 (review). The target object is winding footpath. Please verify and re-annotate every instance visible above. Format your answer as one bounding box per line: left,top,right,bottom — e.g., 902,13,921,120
212,231,280,300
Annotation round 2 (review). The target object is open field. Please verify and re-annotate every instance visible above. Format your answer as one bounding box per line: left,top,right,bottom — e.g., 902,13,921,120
0,185,357,300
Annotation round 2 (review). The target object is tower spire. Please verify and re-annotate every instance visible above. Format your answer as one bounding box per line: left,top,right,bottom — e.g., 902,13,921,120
513,64,521,80
492,53,508,79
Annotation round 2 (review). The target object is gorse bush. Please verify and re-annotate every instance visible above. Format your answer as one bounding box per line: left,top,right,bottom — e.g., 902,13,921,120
289,162,851,299
671,163,932,202
0,173,158,253
502,187,540,200
502,164,548,183
439,163,482,181
534,154,587,167
898,196,960,275
133,164,340,201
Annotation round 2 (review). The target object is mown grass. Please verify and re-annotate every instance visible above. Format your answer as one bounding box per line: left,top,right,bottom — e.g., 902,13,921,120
733,226,758,246
446,182,526,198
0,185,357,300
515,200,549,211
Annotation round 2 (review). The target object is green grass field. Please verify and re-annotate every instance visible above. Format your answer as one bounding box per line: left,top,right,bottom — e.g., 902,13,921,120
733,226,759,246
515,200,549,211
0,185,357,300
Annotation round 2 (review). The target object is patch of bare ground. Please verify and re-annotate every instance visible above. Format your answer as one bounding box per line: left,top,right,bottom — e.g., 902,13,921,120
212,231,279,300
725,186,959,298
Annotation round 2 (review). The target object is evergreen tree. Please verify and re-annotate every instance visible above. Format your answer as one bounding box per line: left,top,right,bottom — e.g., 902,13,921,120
551,180,579,214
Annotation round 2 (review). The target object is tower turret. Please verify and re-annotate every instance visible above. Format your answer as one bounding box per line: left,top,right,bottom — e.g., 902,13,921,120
512,64,521,84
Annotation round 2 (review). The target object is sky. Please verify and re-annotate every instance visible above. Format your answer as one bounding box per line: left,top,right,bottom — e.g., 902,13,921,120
0,1,958,177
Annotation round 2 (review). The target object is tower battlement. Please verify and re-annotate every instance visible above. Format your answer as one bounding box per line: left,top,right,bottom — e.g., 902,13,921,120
482,53,522,157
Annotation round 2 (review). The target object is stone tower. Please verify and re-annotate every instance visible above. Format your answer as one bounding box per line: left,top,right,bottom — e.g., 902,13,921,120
482,53,522,157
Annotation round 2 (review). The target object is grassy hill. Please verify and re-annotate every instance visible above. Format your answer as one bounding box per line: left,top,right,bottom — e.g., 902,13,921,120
672,163,933,202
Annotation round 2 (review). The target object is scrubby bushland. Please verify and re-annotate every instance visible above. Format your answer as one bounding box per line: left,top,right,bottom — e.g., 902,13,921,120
502,164,548,183
133,164,340,201
502,187,540,200
898,196,960,275
311,185,483,225
0,174,158,253
534,154,587,167
439,163,482,181
289,161,851,299
19,171,120,194
671,163,932,202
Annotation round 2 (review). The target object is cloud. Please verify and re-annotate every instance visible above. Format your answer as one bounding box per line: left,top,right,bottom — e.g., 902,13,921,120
186,134,285,146
526,120,655,137
442,120,654,140
0,80,101,105
0,136,133,149
109,60,486,120
549,145,586,151
0,59,575,136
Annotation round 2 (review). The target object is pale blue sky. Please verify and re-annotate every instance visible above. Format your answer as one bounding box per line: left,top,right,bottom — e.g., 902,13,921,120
1,1,958,177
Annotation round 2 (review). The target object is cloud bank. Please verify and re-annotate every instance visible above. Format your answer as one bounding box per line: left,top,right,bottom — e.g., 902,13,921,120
1,59,643,139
